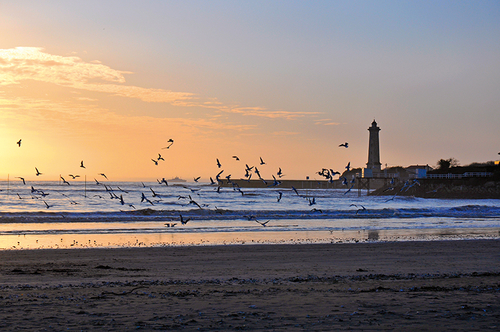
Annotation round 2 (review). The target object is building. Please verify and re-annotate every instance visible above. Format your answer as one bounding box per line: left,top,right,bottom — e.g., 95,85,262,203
364,120,381,177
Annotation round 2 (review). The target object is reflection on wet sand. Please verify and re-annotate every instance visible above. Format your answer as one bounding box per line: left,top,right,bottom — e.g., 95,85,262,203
2,228,499,250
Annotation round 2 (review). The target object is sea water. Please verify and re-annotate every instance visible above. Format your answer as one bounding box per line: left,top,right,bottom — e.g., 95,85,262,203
0,180,499,249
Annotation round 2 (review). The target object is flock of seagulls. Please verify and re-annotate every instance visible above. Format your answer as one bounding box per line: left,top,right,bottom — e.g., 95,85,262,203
9,137,381,228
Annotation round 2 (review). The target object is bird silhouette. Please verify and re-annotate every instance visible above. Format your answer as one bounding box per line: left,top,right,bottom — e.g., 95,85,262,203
80,160,85,168
255,219,270,227
232,156,240,161
216,158,222,168
194,176,201,182
339,142,348,148
157,154,165,161
151,159,158,165
69,174,80,179
16,139,22,147
180,214,191,225
260,157,266,165
35,167,42,176
99,173,108,180
162,139,174,149
16,177,26,185
60,176,70,185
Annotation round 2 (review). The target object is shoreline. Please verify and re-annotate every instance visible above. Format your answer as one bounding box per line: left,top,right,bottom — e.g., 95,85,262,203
1,226,499,250
1,239,499,330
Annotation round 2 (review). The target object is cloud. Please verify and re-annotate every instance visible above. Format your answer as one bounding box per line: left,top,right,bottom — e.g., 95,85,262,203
315,119,341,126
0,47,194,104
218,106,322,120
0,47,322,121
272,131,300,136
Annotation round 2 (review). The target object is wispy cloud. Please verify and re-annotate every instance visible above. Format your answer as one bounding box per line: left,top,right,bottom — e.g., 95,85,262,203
315,119,341,126
0,47,322,121
0,47,194,104
218,106,322,120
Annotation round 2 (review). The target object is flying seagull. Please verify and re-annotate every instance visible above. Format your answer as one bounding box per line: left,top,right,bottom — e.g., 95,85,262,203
35,167,42,176
216,158,222,168
16,177,26,185
255,219,270,227
260,157,266,165
60,176,70,185
179,214,191,225
99,173,108,180
232,155,240,161
339,142,348,148
80,160,86,168
162,138,174,149
16,139,22,147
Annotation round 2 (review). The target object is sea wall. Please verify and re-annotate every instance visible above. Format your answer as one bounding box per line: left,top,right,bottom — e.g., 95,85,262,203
370,178,500,199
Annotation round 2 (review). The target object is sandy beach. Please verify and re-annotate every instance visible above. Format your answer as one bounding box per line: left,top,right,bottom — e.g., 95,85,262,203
1,240,499,331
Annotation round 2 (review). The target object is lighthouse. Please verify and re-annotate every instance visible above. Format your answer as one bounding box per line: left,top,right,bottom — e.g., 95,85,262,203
366,120,381,173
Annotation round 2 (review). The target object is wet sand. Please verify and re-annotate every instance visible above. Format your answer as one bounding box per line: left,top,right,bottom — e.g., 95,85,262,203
1,240,499,331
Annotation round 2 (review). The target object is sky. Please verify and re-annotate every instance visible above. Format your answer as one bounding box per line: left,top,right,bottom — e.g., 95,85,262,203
1,0,499,181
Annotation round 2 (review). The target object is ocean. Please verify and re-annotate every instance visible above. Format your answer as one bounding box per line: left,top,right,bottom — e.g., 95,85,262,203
1,180,499,249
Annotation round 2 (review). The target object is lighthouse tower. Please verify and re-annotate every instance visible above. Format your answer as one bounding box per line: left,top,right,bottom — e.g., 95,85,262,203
366,120,381,173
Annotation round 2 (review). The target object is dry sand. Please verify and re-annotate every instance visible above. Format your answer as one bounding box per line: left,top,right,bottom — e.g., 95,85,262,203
0,240,499,331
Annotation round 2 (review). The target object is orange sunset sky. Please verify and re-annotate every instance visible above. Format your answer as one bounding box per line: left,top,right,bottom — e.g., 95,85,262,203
1,1,499,181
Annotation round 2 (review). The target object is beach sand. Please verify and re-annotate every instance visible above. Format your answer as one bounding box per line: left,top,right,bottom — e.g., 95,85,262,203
1,240,499,331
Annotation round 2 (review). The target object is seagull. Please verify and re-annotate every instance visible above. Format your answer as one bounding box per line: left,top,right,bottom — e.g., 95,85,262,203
277,192,283,202
255,219,270,227
350,204,367,214
94,178,101,185
162,139,174,149
232,155,240,161
69,174,80,179
35,167,42,176
151,159,158,165
160,178,168,186
60,176,70,185
179,214,191,225
215,170,224,184
345,162,351,172
277,168,284,178
98,173,108,180
16,139,22,147
141,192,154,205
194,176,201,183
16,177,26,185
80,160,85,168
150,188,160,198
43,200,51,209
343,184,354,195
216,158,222,168
254,167,261,179
259,157,266,165
339,142,348,148
157,154,165,161
291,186,300,196
188,195,202,209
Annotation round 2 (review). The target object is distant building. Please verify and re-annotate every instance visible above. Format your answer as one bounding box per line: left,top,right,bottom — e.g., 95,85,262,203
365,120,381,175
406,164,433,179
